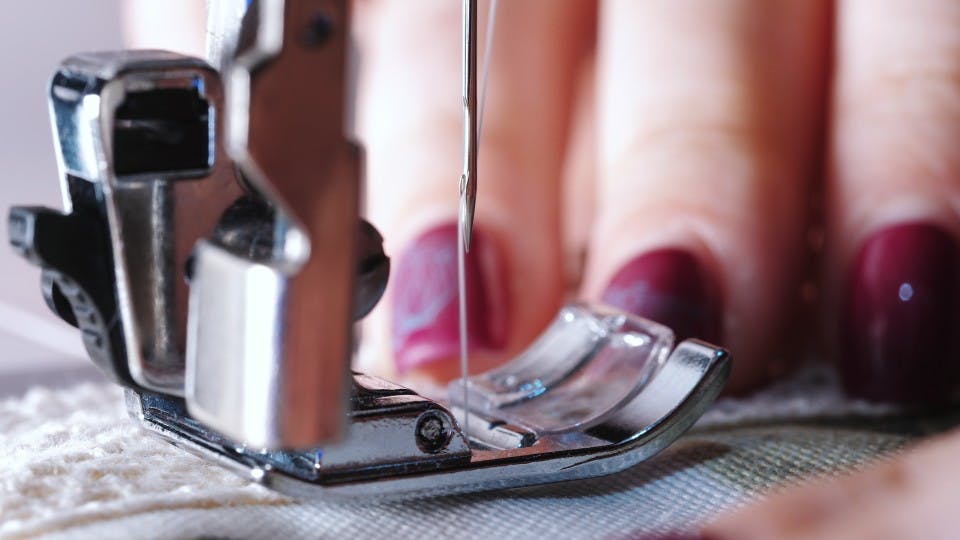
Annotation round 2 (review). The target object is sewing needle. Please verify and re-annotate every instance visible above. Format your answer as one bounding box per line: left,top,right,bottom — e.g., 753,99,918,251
457,0,478,441
460,0,478,253
459,0,498,440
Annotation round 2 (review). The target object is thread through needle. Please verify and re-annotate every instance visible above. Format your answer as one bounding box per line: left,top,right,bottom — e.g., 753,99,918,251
458,0,498,440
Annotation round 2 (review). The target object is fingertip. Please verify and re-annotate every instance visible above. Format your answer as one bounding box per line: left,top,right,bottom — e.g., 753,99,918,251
828,0,960,404
590,0,829,395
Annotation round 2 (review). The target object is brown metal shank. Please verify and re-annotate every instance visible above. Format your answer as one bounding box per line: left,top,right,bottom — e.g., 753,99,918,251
235,0,359,446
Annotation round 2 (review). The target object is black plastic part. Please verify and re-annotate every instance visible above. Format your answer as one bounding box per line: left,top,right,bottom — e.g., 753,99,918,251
40,270,79,328
354,218,390,320
8,176,134,387
207,196,390,320
113,86,211,176
211,195,276,262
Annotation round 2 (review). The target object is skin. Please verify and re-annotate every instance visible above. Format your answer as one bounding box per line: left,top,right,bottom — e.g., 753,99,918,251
125,0,960,535
705,426,960,540
356,0,832,389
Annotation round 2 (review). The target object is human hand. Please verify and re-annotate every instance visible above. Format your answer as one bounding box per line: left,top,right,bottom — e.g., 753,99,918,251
355,0,960,403
703,424,960,540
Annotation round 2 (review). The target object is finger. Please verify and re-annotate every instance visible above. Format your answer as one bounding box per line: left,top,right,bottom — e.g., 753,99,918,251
355,0,595,383
705,429,960,540
121,0,206,56
827,0,960,404
585,0,831,392
562,56,598,291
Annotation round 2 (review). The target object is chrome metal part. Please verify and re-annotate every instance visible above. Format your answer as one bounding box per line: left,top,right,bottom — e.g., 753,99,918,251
134,306,731,500
129,375,472,484
206,0,249,71
18,51,243,393
459,0,479,251
187,0,361,448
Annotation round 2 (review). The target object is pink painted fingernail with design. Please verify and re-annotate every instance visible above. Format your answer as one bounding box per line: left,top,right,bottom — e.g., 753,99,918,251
391,223,506,377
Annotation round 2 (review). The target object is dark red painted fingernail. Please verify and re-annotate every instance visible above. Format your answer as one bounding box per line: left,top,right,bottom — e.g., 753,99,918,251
601,248,721,342
391,223,505,375
841,222,960,404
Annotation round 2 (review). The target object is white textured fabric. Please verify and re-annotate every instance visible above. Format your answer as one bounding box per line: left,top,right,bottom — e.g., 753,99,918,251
0,367,926,540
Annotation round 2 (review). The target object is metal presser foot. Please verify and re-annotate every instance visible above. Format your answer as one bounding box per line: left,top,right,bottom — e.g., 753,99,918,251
129,305,729,499
8,0,731,501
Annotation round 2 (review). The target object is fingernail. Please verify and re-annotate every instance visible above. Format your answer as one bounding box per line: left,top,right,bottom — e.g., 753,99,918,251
391,223,505,375
841,222,960,404
601,248,721,342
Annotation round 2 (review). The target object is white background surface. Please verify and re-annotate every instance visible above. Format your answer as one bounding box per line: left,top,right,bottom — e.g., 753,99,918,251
0,2,126,391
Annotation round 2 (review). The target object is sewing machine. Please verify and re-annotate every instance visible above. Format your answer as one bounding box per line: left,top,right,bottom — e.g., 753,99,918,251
7,0,730,499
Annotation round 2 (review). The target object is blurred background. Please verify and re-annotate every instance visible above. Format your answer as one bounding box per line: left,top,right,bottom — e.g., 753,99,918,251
0,3,126,393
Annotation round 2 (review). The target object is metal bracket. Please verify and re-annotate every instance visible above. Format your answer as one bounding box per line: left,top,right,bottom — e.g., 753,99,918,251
131,310,730,500
11,51,243,393
186,0,362,449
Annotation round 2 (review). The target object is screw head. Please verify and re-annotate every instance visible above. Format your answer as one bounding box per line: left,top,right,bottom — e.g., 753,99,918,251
303,12,334,47
415,411,452,454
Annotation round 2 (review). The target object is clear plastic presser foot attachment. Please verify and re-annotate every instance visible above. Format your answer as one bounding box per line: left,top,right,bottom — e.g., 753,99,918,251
453,303,674,435
129,302,730,500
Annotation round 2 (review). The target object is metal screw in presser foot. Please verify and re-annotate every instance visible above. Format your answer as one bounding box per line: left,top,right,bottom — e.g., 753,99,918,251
302,11,334,47
416,411,453,454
